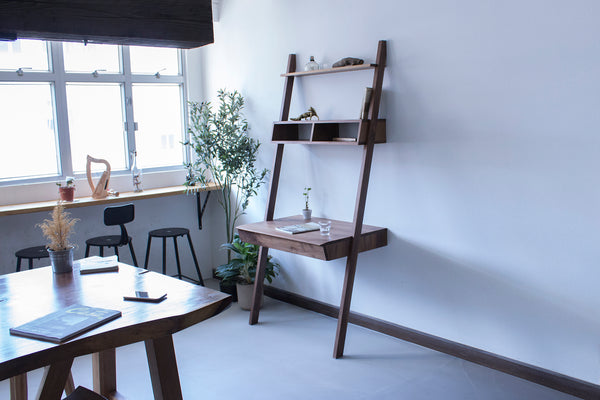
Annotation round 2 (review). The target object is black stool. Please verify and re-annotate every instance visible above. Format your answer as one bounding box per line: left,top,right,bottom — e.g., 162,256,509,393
85,204,138,267
15,245,49,272
144,228,204,285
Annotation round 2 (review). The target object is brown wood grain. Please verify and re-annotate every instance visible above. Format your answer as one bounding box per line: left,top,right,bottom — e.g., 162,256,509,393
93,349,116,397
0,183,220,217
0,264,231,382
237,216,387,261
145,336,183,400
0,0,213,48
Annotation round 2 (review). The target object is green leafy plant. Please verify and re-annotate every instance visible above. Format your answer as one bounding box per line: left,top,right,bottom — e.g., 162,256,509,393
303,186,311,210
215,234,280,285
56,176,75,187
184,89,268,249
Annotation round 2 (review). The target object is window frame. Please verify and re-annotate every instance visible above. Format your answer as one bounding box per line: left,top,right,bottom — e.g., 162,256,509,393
0,40,189,187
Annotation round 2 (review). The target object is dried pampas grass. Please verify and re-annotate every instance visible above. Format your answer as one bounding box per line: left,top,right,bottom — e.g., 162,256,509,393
38,204,79,251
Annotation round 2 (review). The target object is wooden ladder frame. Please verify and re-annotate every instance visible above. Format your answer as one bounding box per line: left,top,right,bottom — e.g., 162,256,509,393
249,40,387,358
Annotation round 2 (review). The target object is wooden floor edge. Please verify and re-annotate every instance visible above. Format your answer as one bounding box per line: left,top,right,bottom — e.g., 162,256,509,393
264,285,600,400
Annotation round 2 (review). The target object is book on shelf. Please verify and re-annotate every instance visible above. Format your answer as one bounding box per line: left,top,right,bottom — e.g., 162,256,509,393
9,304,122,343
360,87,373,119
275,222,320,234
332,137,357,142
76,255,119,274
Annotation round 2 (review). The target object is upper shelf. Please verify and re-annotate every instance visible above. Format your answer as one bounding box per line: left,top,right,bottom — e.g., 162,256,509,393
281,64,378,77
272,119,386,145
237,216,388,261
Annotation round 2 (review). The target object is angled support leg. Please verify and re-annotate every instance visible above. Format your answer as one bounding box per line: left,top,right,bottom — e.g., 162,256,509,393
249,246,269,325
36,358,74,400
145,335,183,400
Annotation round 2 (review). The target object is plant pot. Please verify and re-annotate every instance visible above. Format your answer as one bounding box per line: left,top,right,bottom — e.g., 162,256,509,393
59,187,75,202
301,209,312,220
48,247,74,274
236,282,263,311
219,280,238,302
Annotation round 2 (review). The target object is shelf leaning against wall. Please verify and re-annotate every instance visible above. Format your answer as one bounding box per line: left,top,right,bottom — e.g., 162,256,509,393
237,40,388,358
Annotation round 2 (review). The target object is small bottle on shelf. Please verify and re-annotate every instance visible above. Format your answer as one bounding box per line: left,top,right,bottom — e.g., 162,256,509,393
304,56,319,71
131,151,143,192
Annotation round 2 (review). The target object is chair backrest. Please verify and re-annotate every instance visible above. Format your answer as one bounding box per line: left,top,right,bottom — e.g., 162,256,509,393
104,204,134,245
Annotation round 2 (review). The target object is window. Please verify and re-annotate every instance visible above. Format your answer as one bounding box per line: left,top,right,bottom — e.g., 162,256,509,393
0,40,188,184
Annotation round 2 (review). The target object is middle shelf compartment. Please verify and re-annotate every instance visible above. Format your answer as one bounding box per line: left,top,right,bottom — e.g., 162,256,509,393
272,119,386,145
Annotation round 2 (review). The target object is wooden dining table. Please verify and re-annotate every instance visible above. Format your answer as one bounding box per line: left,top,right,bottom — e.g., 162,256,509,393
0,263,231,399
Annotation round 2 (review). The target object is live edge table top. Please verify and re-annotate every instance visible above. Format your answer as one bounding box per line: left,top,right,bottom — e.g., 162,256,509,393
0,263,231,381
237,215,387,261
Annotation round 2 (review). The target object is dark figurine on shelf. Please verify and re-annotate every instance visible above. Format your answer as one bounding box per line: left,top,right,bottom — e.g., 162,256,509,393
333,57,364,68
291,107,319,121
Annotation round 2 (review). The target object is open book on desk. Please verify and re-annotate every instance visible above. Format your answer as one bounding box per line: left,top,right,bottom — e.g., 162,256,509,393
9,304,122,343
275,222,320,234
76,255,119,274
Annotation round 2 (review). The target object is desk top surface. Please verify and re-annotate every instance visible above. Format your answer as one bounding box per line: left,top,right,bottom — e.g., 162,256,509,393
0,183,220,217
0,263,231,380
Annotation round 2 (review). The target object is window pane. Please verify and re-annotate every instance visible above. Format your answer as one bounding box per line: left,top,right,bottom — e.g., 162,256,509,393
63,43,120,73
130,46,179,75
66,84,127,173
0,83,59,180
0,39,49,71
132,84,184,168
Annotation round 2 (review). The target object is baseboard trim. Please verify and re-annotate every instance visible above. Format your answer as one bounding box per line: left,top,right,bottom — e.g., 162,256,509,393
264,285,600,400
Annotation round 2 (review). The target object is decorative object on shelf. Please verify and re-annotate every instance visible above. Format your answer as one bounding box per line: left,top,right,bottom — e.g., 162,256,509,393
37,204,79,274
57,176,75,202
302,186,312,220
130,151,143,192
184,89,269,255
304,56,319,71
333,57,364,68
215,234,279,310
360,87,373,119
86,155,111,199
290,107,319,121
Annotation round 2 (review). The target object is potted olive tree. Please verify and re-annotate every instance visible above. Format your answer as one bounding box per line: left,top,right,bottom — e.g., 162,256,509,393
185,89,269,296
215,234,280,310
37,204,79,273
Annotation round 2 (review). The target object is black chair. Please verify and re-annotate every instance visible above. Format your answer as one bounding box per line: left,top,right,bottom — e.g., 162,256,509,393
64,386,108,400
144,227,204,285
85,204,138,267
15,245,49,272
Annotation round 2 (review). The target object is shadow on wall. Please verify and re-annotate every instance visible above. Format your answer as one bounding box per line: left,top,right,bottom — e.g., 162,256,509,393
365,234,600,383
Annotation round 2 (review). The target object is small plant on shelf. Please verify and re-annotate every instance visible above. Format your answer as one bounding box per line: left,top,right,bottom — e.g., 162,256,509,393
56,176,75,202
302,186,312,220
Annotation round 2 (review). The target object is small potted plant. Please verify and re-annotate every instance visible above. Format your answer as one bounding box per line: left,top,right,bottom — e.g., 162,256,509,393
215,234,280,310
302,186,312,220
57,176,75,202
37,204,79,273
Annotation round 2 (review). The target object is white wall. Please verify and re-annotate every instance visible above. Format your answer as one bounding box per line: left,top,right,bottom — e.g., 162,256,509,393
188,0,600,383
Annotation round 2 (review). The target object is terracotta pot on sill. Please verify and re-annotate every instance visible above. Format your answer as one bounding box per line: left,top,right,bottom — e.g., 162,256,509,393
59,187,75,202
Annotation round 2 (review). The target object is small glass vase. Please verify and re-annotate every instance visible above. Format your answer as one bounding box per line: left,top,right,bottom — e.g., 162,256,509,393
304,56,319,71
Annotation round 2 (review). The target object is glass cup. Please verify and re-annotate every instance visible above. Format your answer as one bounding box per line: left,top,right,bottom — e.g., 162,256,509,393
318,220,332,235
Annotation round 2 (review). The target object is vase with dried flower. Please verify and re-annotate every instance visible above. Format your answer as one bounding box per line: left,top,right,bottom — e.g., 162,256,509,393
57,176,75,202
37,204,79,273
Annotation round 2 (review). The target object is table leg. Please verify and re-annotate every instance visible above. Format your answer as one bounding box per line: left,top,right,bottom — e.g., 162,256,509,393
249,246,269,325
93,349,117,397
145,335,183,400
36,358,74,400
9,373,27,400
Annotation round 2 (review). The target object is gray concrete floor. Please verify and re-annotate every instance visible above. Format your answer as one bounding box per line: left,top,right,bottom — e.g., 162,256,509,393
0,282,579,399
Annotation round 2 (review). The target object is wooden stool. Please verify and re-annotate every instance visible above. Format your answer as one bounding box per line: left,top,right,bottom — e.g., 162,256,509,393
143,227,204,285
15,245,49,272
